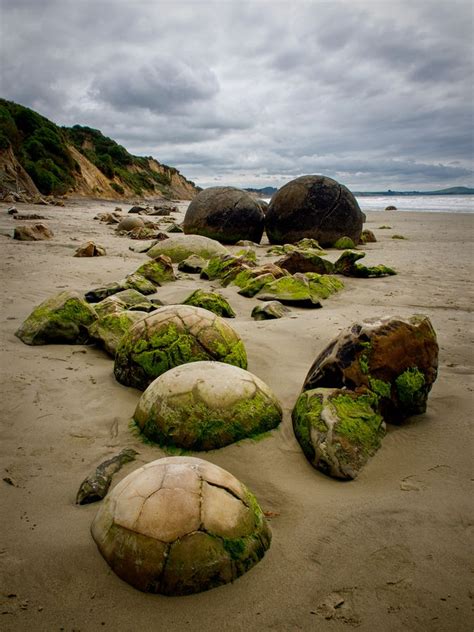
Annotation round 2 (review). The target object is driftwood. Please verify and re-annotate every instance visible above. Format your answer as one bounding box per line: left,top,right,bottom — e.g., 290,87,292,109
76,448,138,505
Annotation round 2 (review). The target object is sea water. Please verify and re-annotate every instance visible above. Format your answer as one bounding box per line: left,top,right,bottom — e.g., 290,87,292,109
261,195,473,213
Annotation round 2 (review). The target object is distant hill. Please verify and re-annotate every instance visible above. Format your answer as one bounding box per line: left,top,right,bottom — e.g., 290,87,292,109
354,186,474,196
0,99,199,200
244,186,278,197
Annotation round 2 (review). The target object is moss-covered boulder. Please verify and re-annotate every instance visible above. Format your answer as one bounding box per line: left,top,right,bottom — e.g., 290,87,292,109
333,236,357,249
124,273,157,295
94,290,157,318
182,290,236,318
89,310,148,356
251,301,290,320
146,234,229,263
292,388,385,480
334,250,396,277
275,249,335,275
302,314,439,422
134,362,282,450
15,291,97,345
265,175,364,246
232,263,286,290
359,229,377,244
256,273,343,308
200,254,253,285
135,256,175,285
85,282,128,303
91,456,271,595
114,305,247,390
238,273,277,298
183,186,265,244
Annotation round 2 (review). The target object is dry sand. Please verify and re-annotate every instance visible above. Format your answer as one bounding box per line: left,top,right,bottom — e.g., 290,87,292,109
0,199,472,631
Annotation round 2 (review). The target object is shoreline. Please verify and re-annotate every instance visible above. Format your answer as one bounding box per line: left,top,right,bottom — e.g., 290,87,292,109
0,199,472,631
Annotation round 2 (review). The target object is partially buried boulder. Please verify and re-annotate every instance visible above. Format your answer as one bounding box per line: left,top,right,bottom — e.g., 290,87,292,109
94,290,157,317
177,254,207,274
256,273,343,308
275,249,334,275
13,223,53,241
134,255,175,284
114,304,247,390
133,361,282,450
251,301,290,320
292,388,385,480
15,291,97,345
265,175,363,246
116,216,145,232
302,314,439,422
334,250,395,277
91,456,271,595
147,234,229,263
183,289,236,318
183,186,265,244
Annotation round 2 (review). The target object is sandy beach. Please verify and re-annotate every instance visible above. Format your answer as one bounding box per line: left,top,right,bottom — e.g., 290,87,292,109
0,199,472,632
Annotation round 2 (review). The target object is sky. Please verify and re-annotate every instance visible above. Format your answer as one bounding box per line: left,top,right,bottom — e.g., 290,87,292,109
1,0,473,191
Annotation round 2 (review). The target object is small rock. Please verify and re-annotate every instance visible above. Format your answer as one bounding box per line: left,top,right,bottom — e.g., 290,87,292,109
76,448,138,504
251,301,290,320
74,241,106,257
7,207,18,215
385,205,397,211
13,224,53,241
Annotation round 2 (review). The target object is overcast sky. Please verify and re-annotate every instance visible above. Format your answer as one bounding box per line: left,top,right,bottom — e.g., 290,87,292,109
1,0,473,190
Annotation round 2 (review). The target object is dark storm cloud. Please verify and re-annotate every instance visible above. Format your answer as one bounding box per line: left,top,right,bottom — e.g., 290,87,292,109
1,0,472,190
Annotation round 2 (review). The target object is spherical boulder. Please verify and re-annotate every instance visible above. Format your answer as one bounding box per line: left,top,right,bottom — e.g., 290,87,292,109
133,361,282,450
91,456,271,595
183,187,265,244
116,216,145,232
114,305,247,390
265,175,364,247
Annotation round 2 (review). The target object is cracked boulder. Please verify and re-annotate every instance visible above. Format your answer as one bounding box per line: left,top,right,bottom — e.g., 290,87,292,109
114,304,247,390
302,314,439,422
292,387,385,480
134,361,282,450
91,456,271,595
265,175,364,246
183,186,265,244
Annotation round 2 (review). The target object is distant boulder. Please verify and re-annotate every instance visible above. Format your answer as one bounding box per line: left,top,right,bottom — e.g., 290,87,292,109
13,223,53,241
116,216,145,232
183,186,265,244
265,175,364,247
74,241,106,257
385,205,397,211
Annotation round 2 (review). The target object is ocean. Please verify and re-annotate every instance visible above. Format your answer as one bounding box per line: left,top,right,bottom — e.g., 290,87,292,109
261,195,473,214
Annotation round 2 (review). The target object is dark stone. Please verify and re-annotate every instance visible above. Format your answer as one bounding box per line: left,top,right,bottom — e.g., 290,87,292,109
128,206,147,214
76,448,138,504
183,186,265,244
275,249,334,275
265,175,364,247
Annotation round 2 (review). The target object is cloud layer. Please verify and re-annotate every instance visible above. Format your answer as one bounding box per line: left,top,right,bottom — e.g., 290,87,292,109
1,0,473,190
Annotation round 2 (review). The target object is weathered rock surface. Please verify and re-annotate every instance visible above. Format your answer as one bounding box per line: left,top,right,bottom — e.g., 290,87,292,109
147,234,229,263
135,255,175,285
302,314,439,422
134,362,282,450
15,291,97,345
275,249,334,275
116,216,145,232
13,223,53,241
265,175,364,246
183,186,265,244
177,254,207,274
74,241,106,257
114,305,247,390
334,250,396,277
183,289,236,318
91,456,271,595
256,273,343,308
359,229,377,244
89,310,148,356
292,388,385,480
94,290,157,317
76,448,138,504
251,301,290,320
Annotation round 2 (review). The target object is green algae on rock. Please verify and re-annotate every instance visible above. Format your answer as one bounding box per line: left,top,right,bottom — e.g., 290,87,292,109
182,289,236,318
292,387,385,480
91,456,271,595
302,314,439,422
275,249,335,275
146,234,229,263
334,250,396,277
114,305,247,390
135,255,175,285
333,236,357,249
15,290,97,345
256,272,343,307
94,290,157,318
89,310,148,356
133,361,282,450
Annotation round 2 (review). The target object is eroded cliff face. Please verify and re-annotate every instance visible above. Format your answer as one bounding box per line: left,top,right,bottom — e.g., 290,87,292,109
0,146,40,198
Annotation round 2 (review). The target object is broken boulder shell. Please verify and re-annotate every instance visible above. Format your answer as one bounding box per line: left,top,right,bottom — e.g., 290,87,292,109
91,456,271,595
133,361,282,450
302,314,439,422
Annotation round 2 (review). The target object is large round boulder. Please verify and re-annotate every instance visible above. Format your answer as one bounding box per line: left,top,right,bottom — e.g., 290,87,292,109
91,456,271,595
146,234,229,263
183,187,265,244
302,314,439,422
265,175,364,246
114,305,247,390
116,216,145,232
133,361,282,450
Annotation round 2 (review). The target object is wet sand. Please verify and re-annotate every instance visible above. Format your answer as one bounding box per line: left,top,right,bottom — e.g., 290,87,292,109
0,199,472,631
